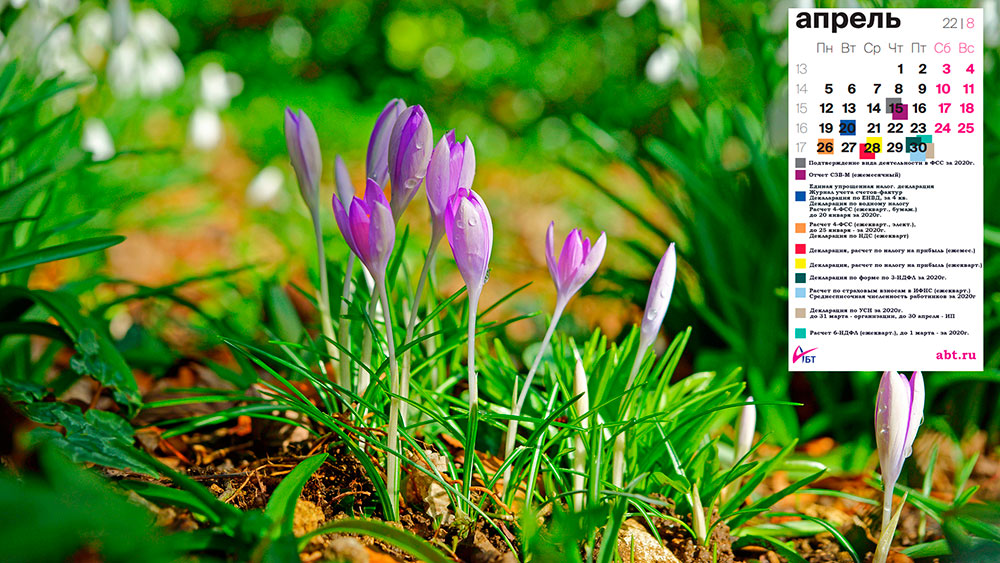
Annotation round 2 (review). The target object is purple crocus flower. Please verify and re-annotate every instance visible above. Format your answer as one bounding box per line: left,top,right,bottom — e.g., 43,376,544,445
875,370,925,527
367,98,406,187
387,105,433,221
332,179,396,281
426,131,475,232
639,243,677,353
284,108,322,211
545,222,606,307
444,188,493,301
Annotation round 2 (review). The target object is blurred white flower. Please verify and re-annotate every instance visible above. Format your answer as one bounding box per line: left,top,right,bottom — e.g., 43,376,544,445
246,166,285,208
653,0,686,27
200,62,243,111
984,0,999,47
82,118,115,161
617,0,648,18
189,106,222,149
38,23,89,80
106,8,183,98
768,0,814,33
645,43,680,84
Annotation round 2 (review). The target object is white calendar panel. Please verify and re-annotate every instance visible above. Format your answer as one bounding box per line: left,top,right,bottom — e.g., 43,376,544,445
788,9,983,371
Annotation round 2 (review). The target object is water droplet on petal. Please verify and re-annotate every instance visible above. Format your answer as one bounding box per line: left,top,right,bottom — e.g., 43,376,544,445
468,215,478,227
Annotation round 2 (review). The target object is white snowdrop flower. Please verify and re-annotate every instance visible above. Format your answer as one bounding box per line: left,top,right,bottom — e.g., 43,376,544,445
645,43,681,84
82,118,115,162
984,0,999,47
247,166,285,208
189,107,222,150
616,0,648,18
653,0,686,27
133,9,178,48
139,48,183,98
200,62,243,110
77,8,111,50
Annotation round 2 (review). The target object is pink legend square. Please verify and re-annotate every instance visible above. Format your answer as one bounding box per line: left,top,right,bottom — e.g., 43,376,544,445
795,169,806,180
795,244,806,254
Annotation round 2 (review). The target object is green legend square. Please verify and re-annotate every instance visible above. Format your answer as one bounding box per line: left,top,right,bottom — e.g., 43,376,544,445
795,273,806,283
794,328,806,339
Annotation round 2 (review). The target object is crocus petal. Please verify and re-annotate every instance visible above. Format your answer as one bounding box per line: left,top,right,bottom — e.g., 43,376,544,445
557,229,583,287
284,108,321,207
332,195,358,257
445,188,493,299
367,196,396,277
366,98,405,186
425,135,453,222
545,222,560,293
640,243,676,345
898,371,925,467
348,198,372,266
364,177,390,209
334,155,355,208
571,232,606,290
388,105,433,220
458,137,476,189
876,370,913,486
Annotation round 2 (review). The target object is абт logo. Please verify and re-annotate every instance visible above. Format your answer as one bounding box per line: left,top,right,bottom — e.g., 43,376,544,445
792,346,817,364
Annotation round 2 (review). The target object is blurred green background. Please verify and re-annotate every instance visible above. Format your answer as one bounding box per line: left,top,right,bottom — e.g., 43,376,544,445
2,0,998,444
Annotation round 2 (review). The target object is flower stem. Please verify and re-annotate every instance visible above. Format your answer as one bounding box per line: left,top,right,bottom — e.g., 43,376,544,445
401,227,443,424
612,337,651,489
338,254,356,392
463,289,481,512
502,298,567,498
311,209,338,370
378,279,401,521
360,293,377,395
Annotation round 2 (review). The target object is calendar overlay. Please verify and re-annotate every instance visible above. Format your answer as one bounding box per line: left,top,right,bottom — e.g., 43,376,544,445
788,9,983,371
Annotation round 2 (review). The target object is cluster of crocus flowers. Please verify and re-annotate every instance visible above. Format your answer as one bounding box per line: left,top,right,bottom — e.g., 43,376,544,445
872,370,924,563
502,223,606,495
282,100,493,520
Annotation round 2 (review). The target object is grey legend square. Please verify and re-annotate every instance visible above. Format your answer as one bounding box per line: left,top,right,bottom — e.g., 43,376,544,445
795,158,806,168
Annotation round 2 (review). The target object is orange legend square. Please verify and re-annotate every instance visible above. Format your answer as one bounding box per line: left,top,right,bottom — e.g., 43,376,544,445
794,223,806,233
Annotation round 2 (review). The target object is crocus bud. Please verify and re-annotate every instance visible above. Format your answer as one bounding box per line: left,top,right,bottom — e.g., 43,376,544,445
284,107,322,212
444,188,493,301
367,98,406,187
334,155,355,208
734,396,756,462
332,179,396,282
639,243,677,350
574,358,589,419
545,222,606,307
387,105,433,221
426,131,475,230
876,371,925,493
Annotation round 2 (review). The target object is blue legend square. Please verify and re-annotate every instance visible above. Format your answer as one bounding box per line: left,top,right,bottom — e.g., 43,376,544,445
839,120,856,136
795,191,806,202
795,287,806,298
794,328,807,339
795,273,806,283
